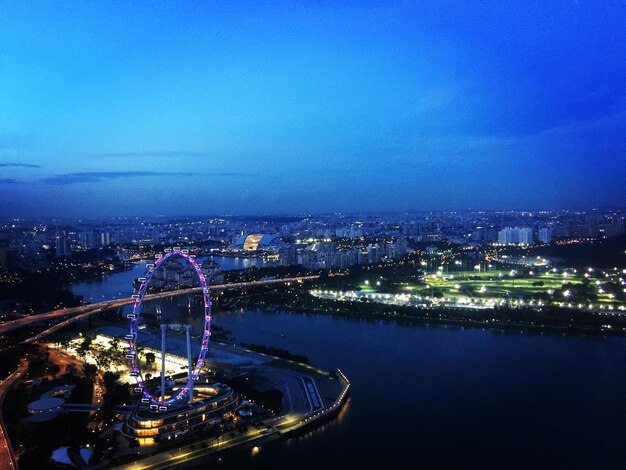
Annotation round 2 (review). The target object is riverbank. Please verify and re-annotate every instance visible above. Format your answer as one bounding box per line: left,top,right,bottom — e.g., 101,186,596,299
59,259,626,468
234,290,626,337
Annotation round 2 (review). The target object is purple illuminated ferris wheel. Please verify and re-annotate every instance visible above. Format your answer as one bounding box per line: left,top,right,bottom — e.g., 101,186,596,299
127,250,211,408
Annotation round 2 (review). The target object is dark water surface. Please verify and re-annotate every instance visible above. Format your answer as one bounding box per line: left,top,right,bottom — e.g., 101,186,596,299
71,268,626,469
209,309,626,469
70,255,264,302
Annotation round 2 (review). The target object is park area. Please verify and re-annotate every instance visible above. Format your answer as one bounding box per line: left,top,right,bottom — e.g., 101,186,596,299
352,267,626,309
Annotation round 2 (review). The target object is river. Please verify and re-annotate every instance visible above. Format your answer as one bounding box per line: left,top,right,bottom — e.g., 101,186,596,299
70,255,265,303
71,265,626,469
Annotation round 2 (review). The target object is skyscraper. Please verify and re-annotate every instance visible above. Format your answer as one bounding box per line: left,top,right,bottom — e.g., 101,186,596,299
498,227,534,245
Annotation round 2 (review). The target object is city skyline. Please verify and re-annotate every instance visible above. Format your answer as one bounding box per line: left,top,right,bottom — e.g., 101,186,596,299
2,3,626,468
2,1,626,216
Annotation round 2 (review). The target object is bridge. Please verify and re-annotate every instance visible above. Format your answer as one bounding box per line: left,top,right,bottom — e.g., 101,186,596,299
0,275,320,338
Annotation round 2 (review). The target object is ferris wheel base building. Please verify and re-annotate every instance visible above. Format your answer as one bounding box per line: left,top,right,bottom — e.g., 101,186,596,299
122,381,241,441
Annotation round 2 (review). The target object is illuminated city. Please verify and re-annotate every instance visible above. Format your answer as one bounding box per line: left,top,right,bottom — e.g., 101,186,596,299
2,2,626,469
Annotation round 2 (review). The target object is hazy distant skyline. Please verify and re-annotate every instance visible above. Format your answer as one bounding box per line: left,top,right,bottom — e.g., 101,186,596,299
1,1,625,217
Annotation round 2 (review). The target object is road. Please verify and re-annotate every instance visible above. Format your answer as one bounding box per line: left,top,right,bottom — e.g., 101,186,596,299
46,347,84,377
0,360,27,470
0,276,320,338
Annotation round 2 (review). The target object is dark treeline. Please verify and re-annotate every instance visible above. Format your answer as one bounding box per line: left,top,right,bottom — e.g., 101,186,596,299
239,285,626,336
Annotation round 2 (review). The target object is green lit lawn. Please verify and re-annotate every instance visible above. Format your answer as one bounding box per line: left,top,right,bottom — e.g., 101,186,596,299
357,270,624,306
357,283,377,293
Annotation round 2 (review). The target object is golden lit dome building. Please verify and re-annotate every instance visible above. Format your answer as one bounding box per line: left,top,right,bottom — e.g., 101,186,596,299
229,234,287,252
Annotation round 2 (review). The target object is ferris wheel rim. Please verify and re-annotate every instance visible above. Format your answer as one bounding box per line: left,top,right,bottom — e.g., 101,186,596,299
127,250,211,407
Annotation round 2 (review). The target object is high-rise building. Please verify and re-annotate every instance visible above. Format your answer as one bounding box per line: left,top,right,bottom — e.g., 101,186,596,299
367,243,381,263
538,226,553,244
100,231,111,246
518,227,533,244
384,238,408,260
79,229,95,248
498,227,533,245
55,236,72,257
498,228,513,245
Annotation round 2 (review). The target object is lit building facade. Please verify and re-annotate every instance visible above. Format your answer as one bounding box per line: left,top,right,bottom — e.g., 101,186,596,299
122,382,241,442
498,227,534,245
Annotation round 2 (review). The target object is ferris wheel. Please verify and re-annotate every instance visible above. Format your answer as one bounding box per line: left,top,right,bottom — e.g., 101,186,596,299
126,250,211,409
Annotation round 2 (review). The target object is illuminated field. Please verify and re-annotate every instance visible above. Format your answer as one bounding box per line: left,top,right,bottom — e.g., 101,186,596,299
354,268,626,309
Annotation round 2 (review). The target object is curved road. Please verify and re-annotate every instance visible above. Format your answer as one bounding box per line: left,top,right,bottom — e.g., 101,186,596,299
0,276,320,337
0,360,27,469
0,276,320,468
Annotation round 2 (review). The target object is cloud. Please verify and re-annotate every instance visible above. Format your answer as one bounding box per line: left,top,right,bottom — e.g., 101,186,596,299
0,162,41,168
39,171,254,185
91,151,211,158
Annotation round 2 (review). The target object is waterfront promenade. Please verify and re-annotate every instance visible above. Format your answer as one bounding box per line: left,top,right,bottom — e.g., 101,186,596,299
111,369,350,470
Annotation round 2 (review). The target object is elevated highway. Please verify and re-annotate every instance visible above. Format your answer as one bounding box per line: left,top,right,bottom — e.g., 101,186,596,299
0,276,319,337
0,360,27,469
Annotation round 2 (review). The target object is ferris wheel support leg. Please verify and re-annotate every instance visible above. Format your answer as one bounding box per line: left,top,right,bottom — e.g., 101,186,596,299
161,325,166,402
186,326,193,402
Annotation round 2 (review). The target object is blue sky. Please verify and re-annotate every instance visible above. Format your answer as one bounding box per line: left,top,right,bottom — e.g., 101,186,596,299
1,1,625,216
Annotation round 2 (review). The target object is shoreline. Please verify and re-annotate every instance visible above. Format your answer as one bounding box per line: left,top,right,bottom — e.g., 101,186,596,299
108,369,350,469
232,299,626,338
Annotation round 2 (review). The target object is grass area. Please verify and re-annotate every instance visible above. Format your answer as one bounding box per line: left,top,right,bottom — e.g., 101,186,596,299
351,269,625,307
357,283,377,293
426,273,563,295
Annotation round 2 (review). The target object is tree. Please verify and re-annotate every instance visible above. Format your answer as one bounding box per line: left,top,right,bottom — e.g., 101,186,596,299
145,352,156,365
103,371,119,391
95,353,111,371
78,337,92,360
80,337,92,350
83,363,98,382
103,383,131,417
